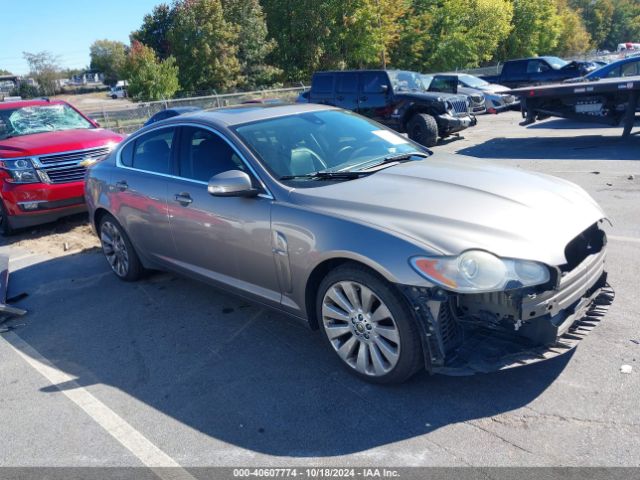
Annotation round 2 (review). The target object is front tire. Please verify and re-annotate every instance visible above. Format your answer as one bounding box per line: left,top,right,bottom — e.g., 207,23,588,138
0,201,15,236
317,264,423,384
98,214,143,281
407,113,439,148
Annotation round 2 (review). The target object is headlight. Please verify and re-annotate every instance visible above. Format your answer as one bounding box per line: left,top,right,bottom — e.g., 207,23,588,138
0,158,41,184
410,250,550,293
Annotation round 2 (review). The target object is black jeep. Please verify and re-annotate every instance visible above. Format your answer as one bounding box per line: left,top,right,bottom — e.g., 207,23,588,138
304,70,476,147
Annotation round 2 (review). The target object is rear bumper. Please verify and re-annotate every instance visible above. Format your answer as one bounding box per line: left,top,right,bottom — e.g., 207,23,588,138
436,113,477,135
401,248,613,376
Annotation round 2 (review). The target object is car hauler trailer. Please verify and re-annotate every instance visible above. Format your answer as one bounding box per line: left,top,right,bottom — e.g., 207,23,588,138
510,77,640,137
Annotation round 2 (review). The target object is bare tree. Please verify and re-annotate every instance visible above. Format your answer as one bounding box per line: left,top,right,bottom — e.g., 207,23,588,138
23,51,62,96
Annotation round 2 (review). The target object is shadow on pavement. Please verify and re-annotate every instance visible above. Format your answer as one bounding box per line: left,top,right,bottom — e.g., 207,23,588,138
0,213,91,248
458,133,640,161
3,252,571,457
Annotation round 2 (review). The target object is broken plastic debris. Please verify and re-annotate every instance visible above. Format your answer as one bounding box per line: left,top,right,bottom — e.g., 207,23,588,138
620,365,632,374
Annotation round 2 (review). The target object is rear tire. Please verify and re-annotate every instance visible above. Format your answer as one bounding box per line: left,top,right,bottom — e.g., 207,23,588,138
407,113,439,148
317,263,423,384
98,214,143,281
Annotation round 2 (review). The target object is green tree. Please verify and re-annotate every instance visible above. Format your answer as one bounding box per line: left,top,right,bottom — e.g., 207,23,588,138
168,0,242,93
90,40,128,86
496,0,562,60
0,68,12,75
336,0,410,69
569,0,614,48
221,0,280,87
125,41,180,101
262,0,410,80
554,0,592,56
393,0,513,72
23,51,61,96
262,0,337,81
603,0,640,51
130,3,175,60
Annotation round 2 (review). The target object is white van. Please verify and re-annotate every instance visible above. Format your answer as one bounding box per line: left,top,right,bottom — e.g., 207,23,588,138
108,83,128,99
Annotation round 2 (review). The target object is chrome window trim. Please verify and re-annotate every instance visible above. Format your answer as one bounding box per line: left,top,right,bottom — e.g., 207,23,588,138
115,123,274,200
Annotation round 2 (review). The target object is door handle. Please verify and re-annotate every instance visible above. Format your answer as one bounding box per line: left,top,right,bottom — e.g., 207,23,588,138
115,180,128,191
174,193,193,205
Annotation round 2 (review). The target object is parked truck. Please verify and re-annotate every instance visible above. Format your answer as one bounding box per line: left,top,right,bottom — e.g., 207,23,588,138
482,57,598,89
0,99,124,234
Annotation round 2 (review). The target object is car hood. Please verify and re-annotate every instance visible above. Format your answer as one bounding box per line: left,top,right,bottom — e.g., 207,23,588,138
396,91,467,103
0,128,124,158
290,155,605,266
458,87,483,98
476,83,510,94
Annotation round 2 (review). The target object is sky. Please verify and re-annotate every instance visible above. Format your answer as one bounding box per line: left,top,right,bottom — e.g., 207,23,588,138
0,0,163,75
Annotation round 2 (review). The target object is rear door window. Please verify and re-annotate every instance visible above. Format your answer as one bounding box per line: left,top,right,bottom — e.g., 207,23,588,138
130,127,176,174
361,72,389,93
336,73,359,93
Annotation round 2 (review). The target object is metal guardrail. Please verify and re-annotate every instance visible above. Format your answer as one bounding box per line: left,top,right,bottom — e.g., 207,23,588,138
88,85,308,134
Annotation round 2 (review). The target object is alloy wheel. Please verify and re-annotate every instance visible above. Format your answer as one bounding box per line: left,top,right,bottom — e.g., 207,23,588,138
100,221,130,278
322,281,401,377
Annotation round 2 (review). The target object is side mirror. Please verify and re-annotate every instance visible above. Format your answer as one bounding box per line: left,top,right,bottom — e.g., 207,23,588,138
380,84,389,94
208,170,259,197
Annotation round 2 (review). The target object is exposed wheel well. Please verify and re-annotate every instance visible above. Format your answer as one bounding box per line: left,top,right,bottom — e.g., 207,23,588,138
93,208,111,233
305,258,392,330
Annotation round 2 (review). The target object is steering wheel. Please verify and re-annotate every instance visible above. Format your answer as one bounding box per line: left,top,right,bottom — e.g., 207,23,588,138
293,147,328,171
335,145,356,163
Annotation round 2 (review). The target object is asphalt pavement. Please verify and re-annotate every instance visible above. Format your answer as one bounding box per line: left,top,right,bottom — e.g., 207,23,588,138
0,112,638,472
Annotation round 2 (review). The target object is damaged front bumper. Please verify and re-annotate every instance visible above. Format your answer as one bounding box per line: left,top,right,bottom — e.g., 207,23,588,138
400,245,613,376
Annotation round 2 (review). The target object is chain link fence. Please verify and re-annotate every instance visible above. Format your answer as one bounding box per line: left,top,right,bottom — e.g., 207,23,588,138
87,85,308,134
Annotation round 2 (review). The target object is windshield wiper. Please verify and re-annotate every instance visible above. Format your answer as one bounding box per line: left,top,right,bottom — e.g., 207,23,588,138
350,151,430,172
279,171,367,181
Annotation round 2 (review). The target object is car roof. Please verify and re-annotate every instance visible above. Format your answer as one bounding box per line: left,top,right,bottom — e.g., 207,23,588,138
0,99,68,110
587,56,639,76
176,103,337,127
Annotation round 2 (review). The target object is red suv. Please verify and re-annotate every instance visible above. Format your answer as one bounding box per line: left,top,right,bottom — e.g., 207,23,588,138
0,99,124,235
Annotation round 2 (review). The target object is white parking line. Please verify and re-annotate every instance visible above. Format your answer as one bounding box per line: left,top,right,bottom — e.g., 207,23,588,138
2,331,197,480
8,253,40,263
608,235,640,244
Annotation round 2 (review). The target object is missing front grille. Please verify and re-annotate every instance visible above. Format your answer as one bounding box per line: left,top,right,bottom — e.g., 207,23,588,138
562,223,606,272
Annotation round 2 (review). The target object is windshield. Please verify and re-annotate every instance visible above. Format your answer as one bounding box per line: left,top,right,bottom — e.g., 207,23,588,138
388,71,426,92
420,75,433,89
0,104,94,140
459,74,489,88
235,110,425,181
543,56,569,69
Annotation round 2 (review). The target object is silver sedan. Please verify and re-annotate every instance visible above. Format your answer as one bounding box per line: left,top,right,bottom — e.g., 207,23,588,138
85,104,612,383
